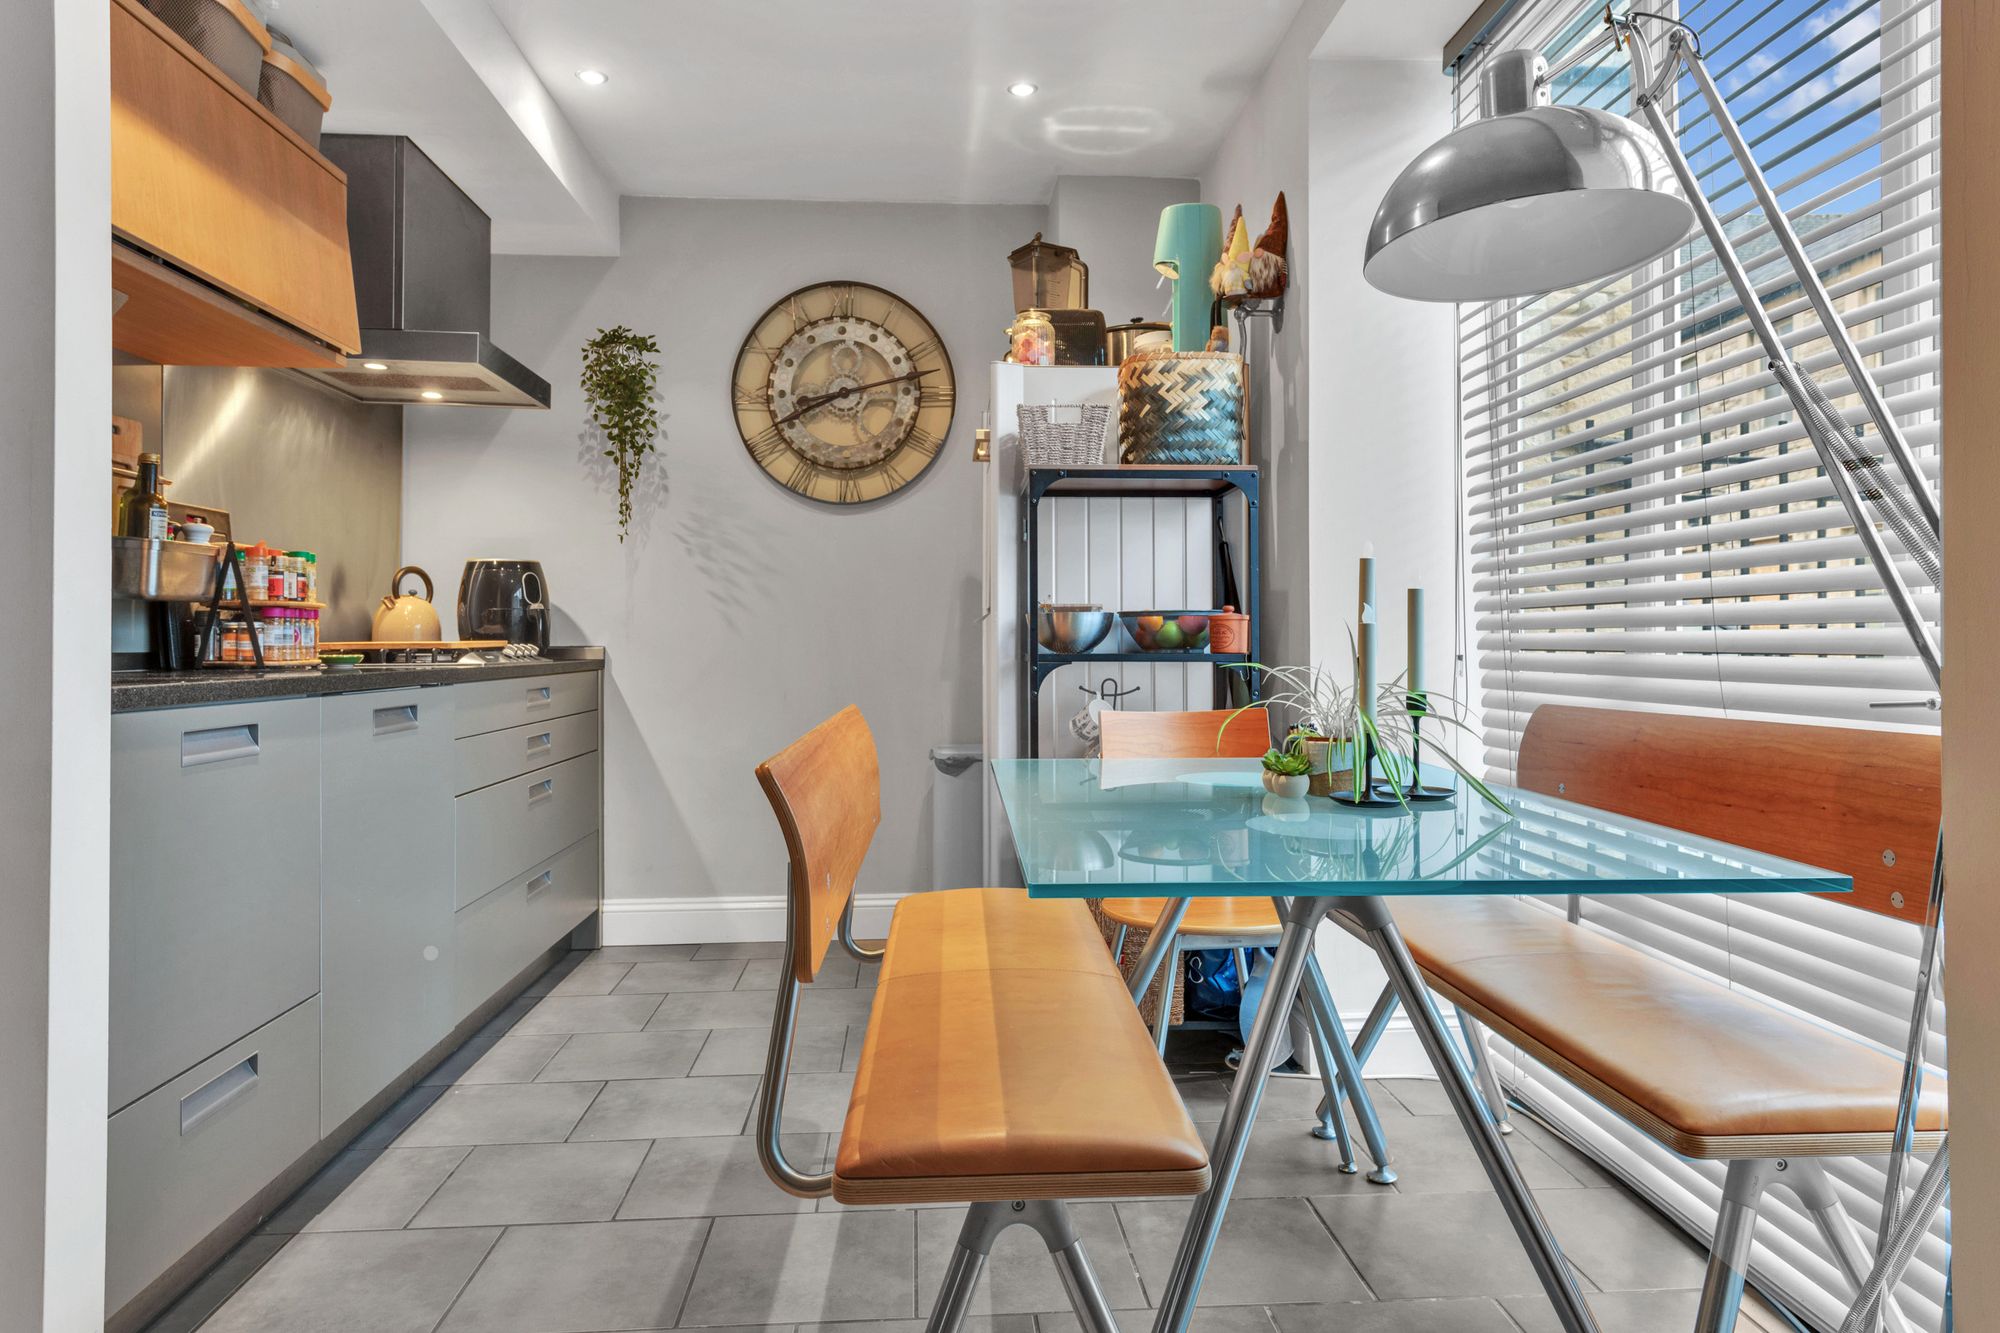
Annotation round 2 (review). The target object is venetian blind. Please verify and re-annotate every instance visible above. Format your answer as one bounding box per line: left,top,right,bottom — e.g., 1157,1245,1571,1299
1451,0,1946,1327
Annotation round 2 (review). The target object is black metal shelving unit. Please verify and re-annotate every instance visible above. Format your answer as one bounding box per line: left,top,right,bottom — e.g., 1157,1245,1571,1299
1024,465,1261,755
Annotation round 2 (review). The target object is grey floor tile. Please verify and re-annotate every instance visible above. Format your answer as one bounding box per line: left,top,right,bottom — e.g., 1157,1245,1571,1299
1501,1288,1702,1333
304,1147,471,1232
739,957,784,990
809,952,863,988
200,1227,499,1333
411,1139,649,1227
761,1071,856,1134
841,1027,866,1074
455,1033,570,1085
1380,1078,1454,1116
139,1232,285,1333
1270,1297,1520,1332
1536,1187,1710,1292
1039,1311,1261,1333
916,1204,1147,1316
518,950,589,997
258,1150,379,1233
854,962,881,991
422,1037,499,1086
619,1134,827,1218
694,1024,847,1077
595,944,703,962
548,960,635,996
513,993,664,1035
1192,1117,1399,1199
810,1319,1033,1333
696,941,787,959
396,1081,604,1147
652,990,786,1030
681,1211,917,1326
799,988,879,1027
617,958,752,994
350,1084,447,1150
1118,1197,1371,1306
537,1030,708,1082
1172,1075,1233,1120
1309,1192,1571,1300
571,1075,761,1140
471,994,541,1042
1508,1116,1621,1189
440,1218,709,1332
1352,1110,1584,1195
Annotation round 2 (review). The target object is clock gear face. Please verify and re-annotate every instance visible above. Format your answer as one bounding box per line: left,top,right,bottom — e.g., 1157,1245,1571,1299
732,281,956,504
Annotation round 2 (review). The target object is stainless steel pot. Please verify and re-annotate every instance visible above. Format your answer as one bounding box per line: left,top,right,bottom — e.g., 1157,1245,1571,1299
1106,319,1172,366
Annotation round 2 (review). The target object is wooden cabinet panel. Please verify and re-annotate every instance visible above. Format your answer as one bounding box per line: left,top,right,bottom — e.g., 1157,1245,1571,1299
110,0,360,359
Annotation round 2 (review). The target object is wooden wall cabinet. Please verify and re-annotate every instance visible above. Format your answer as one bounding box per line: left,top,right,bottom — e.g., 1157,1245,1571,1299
110,0,361,367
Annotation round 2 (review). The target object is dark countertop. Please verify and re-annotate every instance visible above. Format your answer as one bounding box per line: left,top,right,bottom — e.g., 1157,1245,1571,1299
112,647,605,713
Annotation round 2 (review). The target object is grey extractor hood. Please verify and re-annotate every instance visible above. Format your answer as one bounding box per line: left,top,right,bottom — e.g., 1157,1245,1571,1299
300,135,551,409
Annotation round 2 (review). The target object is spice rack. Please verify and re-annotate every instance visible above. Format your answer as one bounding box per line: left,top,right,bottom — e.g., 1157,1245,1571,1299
195,540,326,668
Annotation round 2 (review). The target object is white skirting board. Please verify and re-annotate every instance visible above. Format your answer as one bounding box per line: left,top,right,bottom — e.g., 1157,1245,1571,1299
598,891,1450,1079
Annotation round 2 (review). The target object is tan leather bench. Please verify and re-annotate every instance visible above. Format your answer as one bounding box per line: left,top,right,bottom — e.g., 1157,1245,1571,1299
754,707,1209,1333
1375,707,1945,1331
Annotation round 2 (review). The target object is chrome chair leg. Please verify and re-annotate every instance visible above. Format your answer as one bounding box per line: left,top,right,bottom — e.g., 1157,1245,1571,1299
1153,942,1181,1056
1301,954,1396,1183
1111,924,1128,961
1457,1005,1514,1135
926,1204,1000,1333
933,1200,1124,1333
1127,899,1192,1000
1695,1158,1781,1333
1233,947,1252,990
1789,1159,1914,1333
1301,1000,1359,1174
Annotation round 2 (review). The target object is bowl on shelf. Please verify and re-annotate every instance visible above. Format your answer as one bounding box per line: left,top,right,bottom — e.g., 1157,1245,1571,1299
1037,604,1114,655
1119,610,1217,652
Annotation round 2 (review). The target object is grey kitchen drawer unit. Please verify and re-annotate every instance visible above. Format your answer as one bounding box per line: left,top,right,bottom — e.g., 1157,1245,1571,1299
320,688,456,1134
454,709,599,796
106,996,321,1314
453,832,600,1023
452,670,598,739
110,698,322,1112
455,751,600,910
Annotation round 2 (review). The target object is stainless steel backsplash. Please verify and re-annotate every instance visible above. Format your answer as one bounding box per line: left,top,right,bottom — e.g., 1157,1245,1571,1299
113,363,403,643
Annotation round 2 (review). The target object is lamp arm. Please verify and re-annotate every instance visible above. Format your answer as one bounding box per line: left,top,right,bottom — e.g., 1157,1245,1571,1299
1617,26,1943,687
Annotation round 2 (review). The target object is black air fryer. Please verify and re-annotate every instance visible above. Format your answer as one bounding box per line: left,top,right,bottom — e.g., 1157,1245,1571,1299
457,559,549,649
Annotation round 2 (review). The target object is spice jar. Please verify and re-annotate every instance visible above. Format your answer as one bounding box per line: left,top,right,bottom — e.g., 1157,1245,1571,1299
1007,309,1055,367
243,545,271,601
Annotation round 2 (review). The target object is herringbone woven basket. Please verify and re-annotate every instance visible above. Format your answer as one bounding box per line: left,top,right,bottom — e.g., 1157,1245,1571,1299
1117,351,1247,465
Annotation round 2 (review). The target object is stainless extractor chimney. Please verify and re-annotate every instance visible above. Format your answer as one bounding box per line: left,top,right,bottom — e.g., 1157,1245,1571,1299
300,135,551,409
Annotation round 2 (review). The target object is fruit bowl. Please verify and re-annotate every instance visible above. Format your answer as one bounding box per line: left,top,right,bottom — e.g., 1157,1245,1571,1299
1119,610,1218,652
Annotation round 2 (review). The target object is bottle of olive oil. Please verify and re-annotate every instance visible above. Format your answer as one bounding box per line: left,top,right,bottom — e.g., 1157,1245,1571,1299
117,452,169,540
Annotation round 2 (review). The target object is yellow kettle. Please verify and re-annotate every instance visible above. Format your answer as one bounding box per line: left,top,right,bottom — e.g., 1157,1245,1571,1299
372,566,442,642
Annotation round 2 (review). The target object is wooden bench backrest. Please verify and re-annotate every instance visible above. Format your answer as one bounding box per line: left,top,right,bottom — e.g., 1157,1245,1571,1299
755,706,881,983
1099,707,1272,760
1517,705,1939,924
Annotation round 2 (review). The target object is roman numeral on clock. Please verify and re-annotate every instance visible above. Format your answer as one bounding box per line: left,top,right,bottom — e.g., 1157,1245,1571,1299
746,426,789,467
835,475,865,505
904,427,941,458
919,384,954,408
784,456,820,493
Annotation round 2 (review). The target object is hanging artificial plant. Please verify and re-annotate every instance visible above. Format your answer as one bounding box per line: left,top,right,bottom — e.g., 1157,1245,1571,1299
580,325,662,540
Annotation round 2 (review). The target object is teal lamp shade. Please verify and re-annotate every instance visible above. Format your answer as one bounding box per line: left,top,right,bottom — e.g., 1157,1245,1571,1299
1153,203,1223,352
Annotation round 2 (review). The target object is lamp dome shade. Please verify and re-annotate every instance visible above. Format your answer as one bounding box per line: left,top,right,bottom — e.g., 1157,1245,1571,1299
1364,104,1694,301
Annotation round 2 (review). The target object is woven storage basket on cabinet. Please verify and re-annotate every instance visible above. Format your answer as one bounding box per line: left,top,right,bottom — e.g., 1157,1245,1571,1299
1117,351,1247,465
1017,402,1111,466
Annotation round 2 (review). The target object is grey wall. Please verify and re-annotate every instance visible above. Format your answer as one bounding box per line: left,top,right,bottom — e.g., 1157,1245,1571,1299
1045,175,1197,326
113,366,404,642
5,2,111,1327
403,195,1044,916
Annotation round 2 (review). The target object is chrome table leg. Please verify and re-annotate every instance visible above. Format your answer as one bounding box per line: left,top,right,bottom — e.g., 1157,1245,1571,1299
1301,953,1396,1182
1149,896,1325,1333
1695,1159,1780,1333
1457,1005,1514,1134
1127,898,1192,1001
1301,998,1359,1173
1339,896,1600,1333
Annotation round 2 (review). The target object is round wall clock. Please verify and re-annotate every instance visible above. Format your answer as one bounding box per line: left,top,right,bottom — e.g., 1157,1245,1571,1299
731,281,956,504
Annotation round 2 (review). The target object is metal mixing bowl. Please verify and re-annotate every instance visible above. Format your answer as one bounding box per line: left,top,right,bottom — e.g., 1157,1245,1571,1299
1037,604,1113,654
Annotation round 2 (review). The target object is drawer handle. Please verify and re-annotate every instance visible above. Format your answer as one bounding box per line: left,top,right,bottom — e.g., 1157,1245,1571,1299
181,1054,258,1134
526,685,553,708
181,723,259,767
527,731,553,755
528,778,555,804
526,869,555,898
374,704,420,734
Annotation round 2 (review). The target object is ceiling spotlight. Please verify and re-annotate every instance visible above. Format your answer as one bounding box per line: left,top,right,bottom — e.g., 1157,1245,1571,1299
1008,81,1037,98
362,360,388,370
575,68,609,86
419,390,444,401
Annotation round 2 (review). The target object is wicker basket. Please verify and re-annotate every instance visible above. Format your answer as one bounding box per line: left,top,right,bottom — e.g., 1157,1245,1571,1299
1018,402,1111,467
1117,351,1247,465
258,32,332,148
144,0,270,96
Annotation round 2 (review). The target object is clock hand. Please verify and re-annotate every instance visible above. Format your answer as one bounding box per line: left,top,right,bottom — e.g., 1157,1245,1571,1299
772,368,934,426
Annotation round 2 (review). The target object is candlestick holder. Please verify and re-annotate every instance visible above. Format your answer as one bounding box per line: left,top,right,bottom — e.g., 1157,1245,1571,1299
1384,695,1456,804
1330,734,1411,809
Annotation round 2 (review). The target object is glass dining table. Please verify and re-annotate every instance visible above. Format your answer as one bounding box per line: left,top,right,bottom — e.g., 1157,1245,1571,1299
990,757,1852,1333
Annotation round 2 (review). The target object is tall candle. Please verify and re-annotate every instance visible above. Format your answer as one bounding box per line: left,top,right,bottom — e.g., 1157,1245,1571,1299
1407,587,1426,699
1356,557,1377,736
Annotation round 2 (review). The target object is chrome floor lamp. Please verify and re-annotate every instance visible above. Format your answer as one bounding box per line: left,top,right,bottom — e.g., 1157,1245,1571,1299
1364,11,1946,1333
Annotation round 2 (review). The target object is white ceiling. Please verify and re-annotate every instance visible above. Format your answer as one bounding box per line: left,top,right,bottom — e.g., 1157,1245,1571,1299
272,0,1306,252
1312,0,1474,62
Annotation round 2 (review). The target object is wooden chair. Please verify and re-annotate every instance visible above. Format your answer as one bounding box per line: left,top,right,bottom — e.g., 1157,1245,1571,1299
754,707,1209,1333
1376,707,1946,1332
1094,707,1397,1182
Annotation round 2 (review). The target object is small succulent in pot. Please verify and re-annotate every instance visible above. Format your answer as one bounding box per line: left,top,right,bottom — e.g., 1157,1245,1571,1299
1260,743,1312,798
